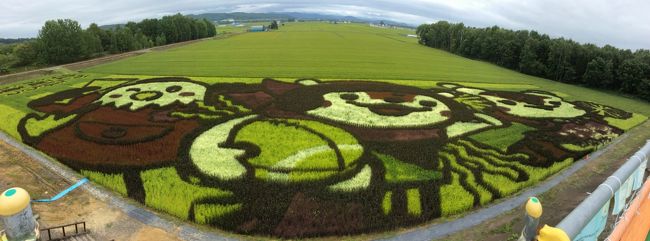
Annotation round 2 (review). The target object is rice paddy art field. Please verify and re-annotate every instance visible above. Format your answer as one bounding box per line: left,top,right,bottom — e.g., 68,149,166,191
0,22,648,238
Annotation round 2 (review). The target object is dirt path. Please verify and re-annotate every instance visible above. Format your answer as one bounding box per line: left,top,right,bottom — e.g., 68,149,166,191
435,120,650,241
0,140,181,241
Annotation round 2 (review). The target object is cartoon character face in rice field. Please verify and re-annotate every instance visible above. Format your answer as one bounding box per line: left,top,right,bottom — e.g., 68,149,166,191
18,78,211,169
17,77,628,237
179,79,474,234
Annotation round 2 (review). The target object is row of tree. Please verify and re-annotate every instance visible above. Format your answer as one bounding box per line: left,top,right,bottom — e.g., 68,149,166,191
416,22,650,101
0,13,216,73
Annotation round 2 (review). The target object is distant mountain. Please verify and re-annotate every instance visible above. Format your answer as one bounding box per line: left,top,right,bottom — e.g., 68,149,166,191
188,12,416,28
99,24,125,30
188,12,292,22
0,38,35,44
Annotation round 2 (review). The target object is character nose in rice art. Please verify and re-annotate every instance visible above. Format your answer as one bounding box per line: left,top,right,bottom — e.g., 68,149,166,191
18,78,210,169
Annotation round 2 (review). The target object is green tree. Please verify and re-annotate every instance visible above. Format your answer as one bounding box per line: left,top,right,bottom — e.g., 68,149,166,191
269,20,279,30
37,19,86,64
13,42,39,66
519,37,546,76
204,19,216,37
154,34,167,46
583,57,614,87
0,53,18,70
618,58,649,94
87,23,110,51
82,30,103,57
638,79,650,101
546,39,576,82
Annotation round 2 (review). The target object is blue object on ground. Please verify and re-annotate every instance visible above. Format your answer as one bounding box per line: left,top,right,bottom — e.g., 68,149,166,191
32,178,89,203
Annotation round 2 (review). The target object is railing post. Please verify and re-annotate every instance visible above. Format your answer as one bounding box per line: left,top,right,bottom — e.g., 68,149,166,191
75,223,78,234
518,197,542,241
62,226,66,237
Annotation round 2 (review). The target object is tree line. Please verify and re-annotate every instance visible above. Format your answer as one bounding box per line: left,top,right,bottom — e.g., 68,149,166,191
416,22,650,101
1,13,216,73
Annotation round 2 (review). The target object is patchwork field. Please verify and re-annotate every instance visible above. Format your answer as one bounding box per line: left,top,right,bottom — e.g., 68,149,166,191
0,22,648,238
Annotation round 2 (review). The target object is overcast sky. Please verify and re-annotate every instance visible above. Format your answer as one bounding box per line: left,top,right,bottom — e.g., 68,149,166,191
1,0,649,50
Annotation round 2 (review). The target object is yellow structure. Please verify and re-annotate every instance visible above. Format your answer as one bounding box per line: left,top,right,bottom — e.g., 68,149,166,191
0,188,38,241
537,225,571,241
0,188,30,216
525,197,543,218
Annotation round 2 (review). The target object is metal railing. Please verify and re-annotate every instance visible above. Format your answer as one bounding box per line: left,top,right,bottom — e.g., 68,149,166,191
556,140,650,239
39,221,87,241
519,140,650,241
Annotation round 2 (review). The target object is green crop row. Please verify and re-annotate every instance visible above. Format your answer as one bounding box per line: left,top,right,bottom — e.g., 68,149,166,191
141,167,233,220
81,170,128,196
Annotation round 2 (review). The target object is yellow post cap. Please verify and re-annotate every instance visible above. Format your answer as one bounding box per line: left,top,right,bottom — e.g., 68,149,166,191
0,187,31,216
537,225,571,241
526,197,543,218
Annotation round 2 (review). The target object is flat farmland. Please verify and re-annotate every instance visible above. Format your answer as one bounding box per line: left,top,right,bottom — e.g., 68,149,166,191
83,23,650,115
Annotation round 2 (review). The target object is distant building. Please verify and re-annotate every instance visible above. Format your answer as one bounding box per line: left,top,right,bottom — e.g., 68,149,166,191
407,34,418,38
250,26,266,32
218,18,235,24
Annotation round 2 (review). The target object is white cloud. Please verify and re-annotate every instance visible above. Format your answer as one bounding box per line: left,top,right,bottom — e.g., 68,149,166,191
0,0,648,49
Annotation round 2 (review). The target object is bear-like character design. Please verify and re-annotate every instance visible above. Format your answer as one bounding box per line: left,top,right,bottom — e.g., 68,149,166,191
18,77,210,169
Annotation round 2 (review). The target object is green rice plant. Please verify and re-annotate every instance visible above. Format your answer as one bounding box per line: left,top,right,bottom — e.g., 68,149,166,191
194,203,242,225
439,151,493,205
406,188,422,216
0,104,26,139
605,113,647,130
190,115,256,180
327,165,372,192
374,152,441,183
382,191,392,215
96,81,207,111
307,91,451,128
459,140,529,160
80,170,127,196
236,119,363,183
561,143,596,152
439,172,475,216
449,143,520,180
446,122,491,138
469,123,536,152
453,94,493,111
458,140,574,196
237,120,332,167
23,114,76,138
141,167,232,220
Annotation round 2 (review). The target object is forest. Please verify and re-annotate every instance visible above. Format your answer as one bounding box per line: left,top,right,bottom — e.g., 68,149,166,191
416,22,650,101
0,14,216,73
